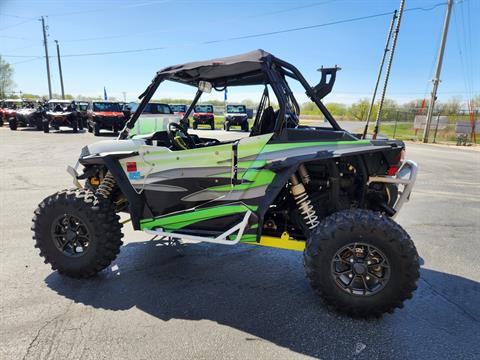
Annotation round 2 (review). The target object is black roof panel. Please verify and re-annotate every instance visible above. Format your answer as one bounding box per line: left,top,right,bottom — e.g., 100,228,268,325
157,49,273,87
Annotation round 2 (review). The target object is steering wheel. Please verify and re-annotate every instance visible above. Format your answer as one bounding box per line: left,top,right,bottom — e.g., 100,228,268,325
168,122,196,150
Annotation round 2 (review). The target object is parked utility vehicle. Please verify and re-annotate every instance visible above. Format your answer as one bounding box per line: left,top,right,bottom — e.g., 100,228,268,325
170,104,189,127
44,100,81,133
0,99,23,126
87,101,125,136
224,104,249,132
192,104,214,129
32,50,419,317
7,101,43,130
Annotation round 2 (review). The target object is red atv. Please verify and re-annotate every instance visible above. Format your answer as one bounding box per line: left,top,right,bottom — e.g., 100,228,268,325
192,104,215,130
87,101,126,136
1,99,23,127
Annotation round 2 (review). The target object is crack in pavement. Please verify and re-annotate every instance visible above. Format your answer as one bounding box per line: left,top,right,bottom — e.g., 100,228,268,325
21,301,73,360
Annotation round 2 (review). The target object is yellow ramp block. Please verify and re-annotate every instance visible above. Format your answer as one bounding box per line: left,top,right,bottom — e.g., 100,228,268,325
248,235,306,251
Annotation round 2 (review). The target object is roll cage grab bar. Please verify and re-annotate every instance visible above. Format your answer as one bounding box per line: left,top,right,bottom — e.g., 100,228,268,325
119,56,342,139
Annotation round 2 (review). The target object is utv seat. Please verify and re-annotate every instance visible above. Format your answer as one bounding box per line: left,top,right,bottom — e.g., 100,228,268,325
259,106,276,135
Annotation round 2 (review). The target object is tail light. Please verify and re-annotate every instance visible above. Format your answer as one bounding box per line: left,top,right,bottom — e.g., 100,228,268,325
387,149,405,176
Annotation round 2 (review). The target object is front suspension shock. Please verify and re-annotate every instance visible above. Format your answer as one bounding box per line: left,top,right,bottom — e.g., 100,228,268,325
95,171,117,199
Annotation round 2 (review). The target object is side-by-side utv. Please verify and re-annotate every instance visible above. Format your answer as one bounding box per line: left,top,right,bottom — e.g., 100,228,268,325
32,50,419,317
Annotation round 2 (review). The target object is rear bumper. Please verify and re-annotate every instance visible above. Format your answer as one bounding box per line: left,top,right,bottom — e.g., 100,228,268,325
225,116,247,125
193,115,214,124
368,160,418,218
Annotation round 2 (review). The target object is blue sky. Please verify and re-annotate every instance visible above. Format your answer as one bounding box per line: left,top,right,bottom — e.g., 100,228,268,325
1,0,478,105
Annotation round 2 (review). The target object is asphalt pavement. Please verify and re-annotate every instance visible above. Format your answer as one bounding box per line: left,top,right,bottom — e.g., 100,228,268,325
0,126,479,359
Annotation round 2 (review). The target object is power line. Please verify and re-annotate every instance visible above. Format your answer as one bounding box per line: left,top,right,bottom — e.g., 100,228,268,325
3,2,449,60
0,18,36,31
56,0,337,43
0,12,36,20
10,57,43,65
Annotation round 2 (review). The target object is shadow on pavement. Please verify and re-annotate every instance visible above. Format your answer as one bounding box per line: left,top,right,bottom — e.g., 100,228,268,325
45,239,480,359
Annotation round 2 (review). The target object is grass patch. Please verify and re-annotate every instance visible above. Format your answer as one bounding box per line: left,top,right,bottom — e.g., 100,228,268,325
376,123,480,144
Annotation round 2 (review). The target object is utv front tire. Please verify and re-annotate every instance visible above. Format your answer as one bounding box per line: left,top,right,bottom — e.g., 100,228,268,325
9,118,17,130
304,209,419,318
32,189,123,278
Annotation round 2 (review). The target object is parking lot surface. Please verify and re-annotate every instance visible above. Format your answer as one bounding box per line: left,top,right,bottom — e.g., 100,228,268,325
1,126,479,359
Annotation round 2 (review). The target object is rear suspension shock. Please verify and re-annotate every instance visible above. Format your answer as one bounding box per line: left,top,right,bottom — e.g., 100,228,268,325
290,166,319,230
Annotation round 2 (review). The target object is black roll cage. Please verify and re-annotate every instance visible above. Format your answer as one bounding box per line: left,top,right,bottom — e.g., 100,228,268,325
119,55,342,139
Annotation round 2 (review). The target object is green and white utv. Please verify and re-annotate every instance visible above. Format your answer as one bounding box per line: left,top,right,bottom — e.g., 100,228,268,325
32,50,419,317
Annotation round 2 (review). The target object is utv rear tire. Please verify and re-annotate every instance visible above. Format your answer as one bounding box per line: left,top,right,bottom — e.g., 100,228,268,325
304,209,419,318
32,189,123,278
43,121,50,133
72,118,78,133
9,118,17,130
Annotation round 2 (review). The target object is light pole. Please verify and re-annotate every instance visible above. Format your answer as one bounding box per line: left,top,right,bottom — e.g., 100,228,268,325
54,40,65,100
422,0,453,143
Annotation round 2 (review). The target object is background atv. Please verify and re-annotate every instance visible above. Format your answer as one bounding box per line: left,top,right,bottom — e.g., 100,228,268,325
224,104,249,132
33,50,419,318
87,101,125,136
192,104,214,129
1,99,23,127
170,104,189,127
44,99,82,133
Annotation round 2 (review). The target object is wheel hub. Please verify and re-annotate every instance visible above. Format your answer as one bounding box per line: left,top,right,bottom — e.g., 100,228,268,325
353,262,367,275
51,214,90,257
331,242,390,296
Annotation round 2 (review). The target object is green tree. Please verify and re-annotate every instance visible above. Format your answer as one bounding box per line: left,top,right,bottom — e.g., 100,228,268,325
325,102,347,117
348,98,371,121
437,96,461,115
379,98,399,121
301,101,320,115
0,56,15,98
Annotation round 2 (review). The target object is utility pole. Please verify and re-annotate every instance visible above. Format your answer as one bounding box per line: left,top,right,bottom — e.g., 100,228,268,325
422,0,453,143
41,16,52,100
362,10,397,139
372,0,405,139
54,40,65,100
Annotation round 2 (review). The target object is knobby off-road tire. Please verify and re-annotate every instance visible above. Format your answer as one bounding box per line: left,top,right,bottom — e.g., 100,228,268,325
9,118,17,130
72,118,78,133
94,123,101,136
304,209,419,318
43,120,50,133
32,189,123,278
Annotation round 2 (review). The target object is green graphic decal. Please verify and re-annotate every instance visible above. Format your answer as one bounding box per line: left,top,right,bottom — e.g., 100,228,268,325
261,140,372,154
140,204,257,230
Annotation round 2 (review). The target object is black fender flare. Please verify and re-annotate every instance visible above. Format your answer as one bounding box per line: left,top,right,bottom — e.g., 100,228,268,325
80,152,153,230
